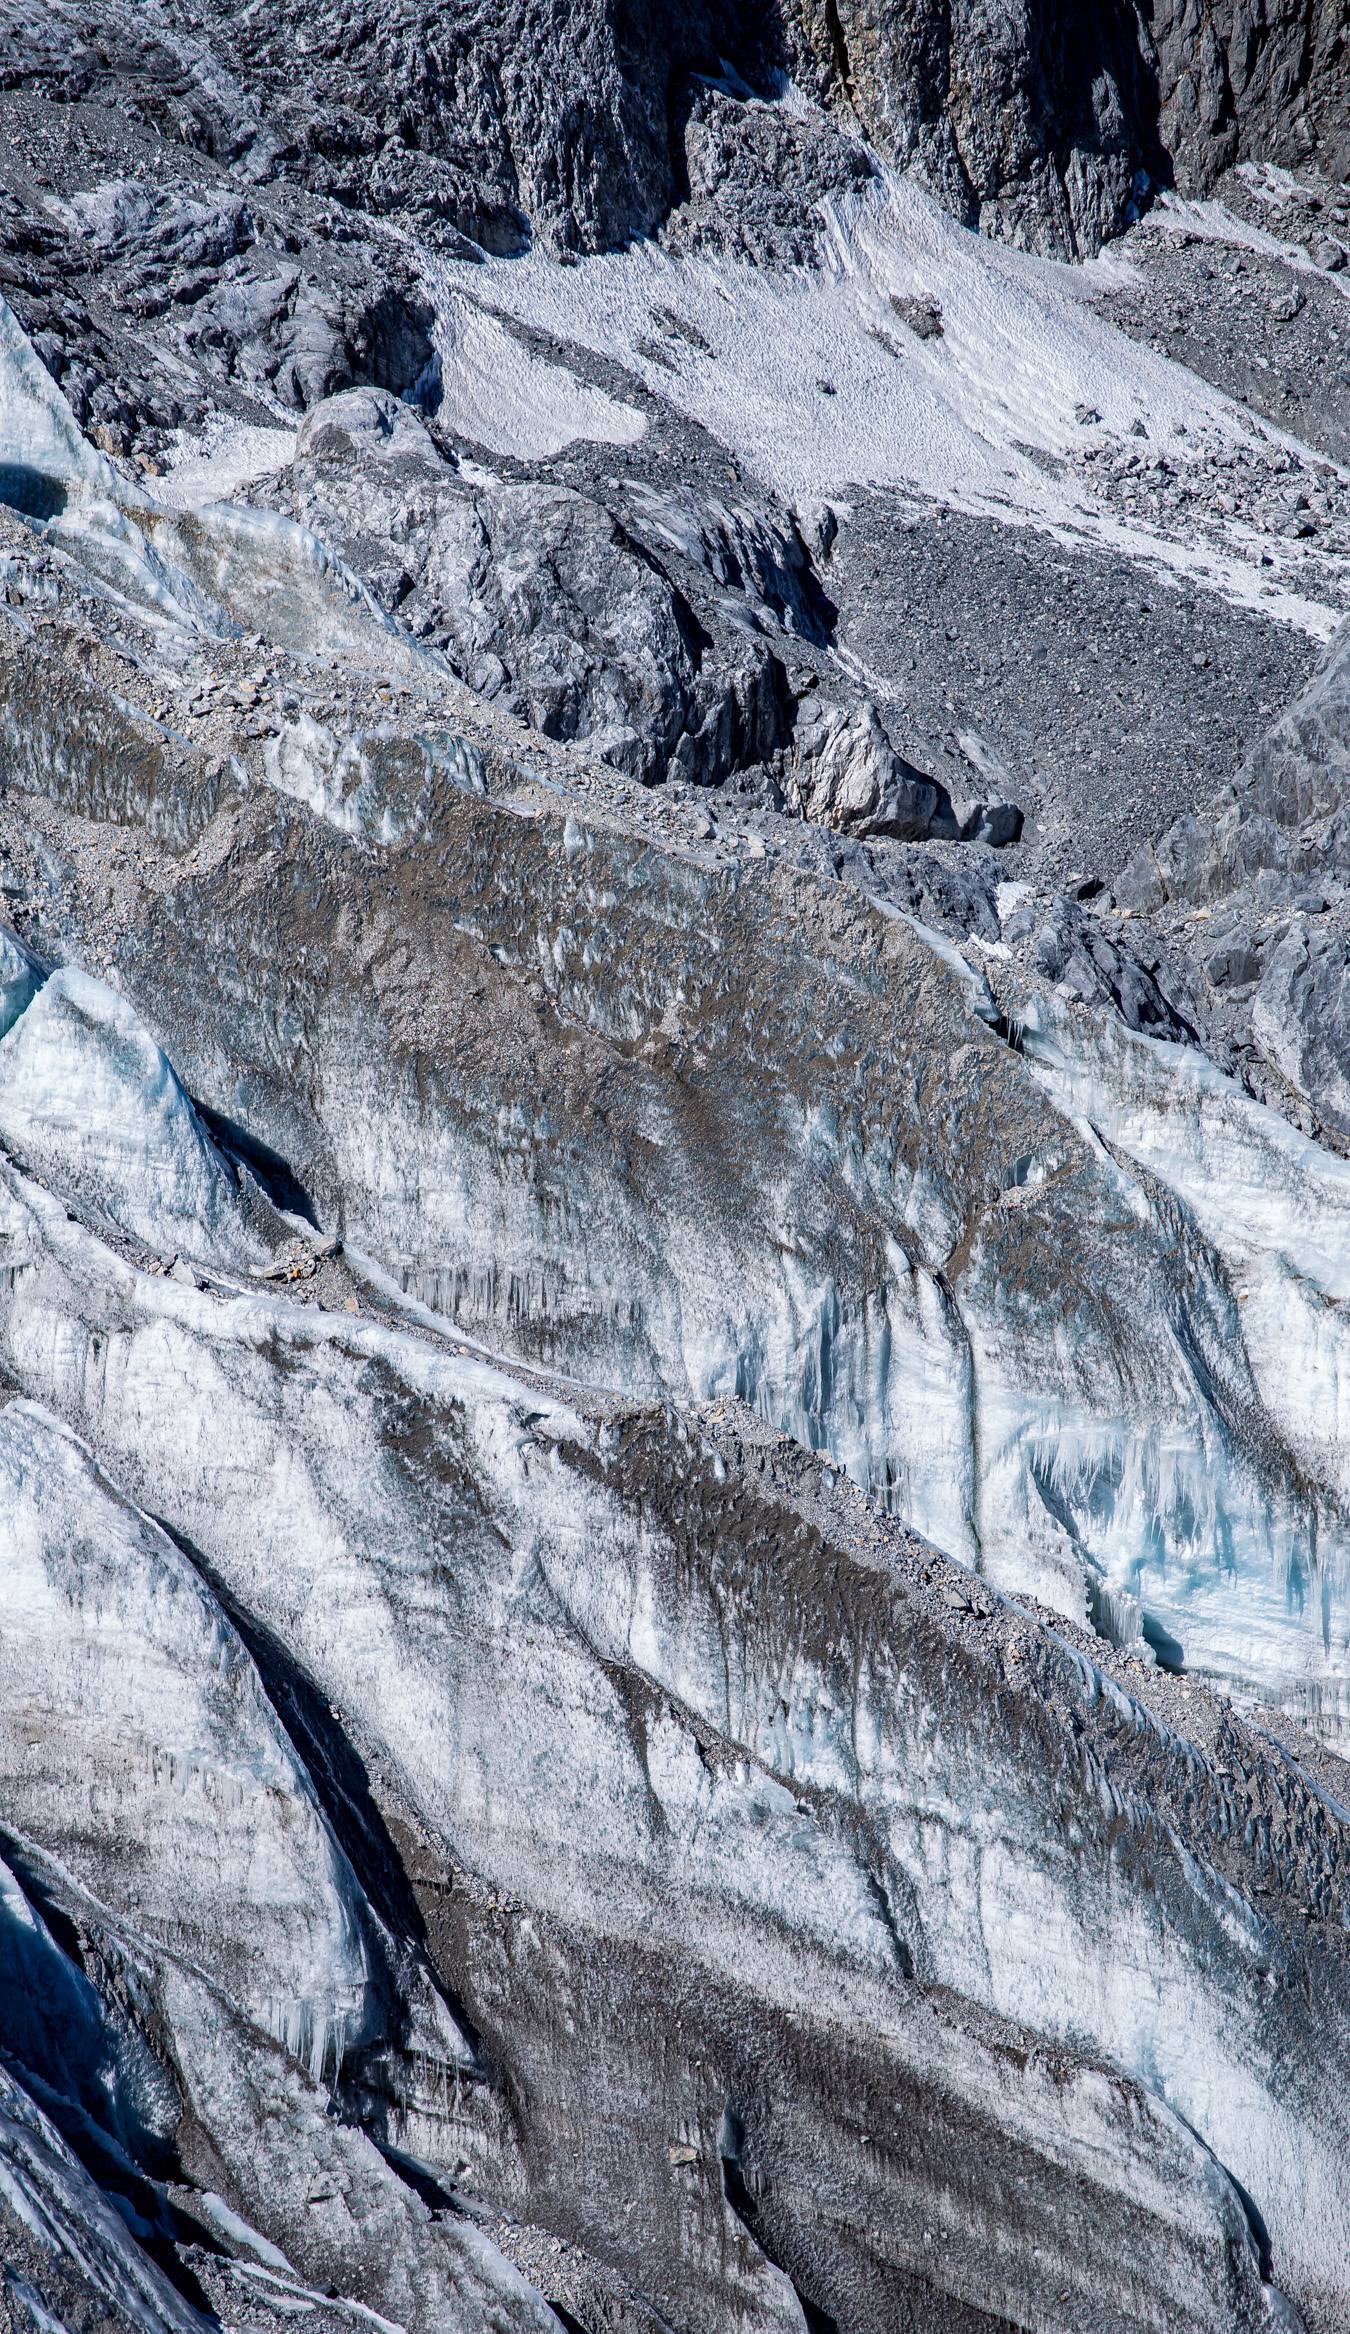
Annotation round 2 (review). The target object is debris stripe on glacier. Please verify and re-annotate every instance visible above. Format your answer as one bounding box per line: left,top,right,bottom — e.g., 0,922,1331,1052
422,167,1346,638
3,277,1348,1740
0,1167,1342,2323
324,839,1350,1741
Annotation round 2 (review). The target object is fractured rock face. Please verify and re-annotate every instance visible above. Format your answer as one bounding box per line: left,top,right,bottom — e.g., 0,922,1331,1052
778,0,1349,255
1121,619,1350,1141
788,698,1021,842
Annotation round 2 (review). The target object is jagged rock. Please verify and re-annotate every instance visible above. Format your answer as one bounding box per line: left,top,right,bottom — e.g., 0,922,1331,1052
788,699,1020,845
788,699,955,837
776,0,1157,256
1120,619,1350,1134
285,436,791,786
779,0,1349,255
1251,917,1350,1132
1154,0,1350,194
996,885,1193,1037
5,0,1347,274
663,73,875,266
619,476,834,644
1,165,436,456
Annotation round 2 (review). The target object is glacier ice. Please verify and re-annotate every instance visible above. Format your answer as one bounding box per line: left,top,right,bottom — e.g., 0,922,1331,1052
0,1398,384,2079
3,92,1350,2331
0,964,272,1269
0,923,43,1040
0,1148,1342,2325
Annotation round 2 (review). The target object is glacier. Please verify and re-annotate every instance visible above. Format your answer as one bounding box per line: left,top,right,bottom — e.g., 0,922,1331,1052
1,22,1350,2330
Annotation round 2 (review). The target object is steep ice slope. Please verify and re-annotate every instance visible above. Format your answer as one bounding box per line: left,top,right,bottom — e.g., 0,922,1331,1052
4,339,1350,1751
0,1398,413,2079
0,921,42,1036
23,724,1348,1739
0,2060,202,2334
4,79,1350,2327
0,1139,1345,2329
0,1821,556,2334
0,967,280,1268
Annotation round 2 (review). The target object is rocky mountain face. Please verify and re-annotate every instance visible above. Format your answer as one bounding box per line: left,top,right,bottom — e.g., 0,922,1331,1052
2,3,1350,2332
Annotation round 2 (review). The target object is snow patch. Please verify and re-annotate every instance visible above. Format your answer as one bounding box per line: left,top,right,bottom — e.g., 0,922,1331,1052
156,417,298,512
433,288,646,460
424,171,1344,635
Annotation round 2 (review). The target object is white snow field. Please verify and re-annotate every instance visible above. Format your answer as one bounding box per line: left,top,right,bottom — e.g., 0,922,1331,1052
426,167,1349,639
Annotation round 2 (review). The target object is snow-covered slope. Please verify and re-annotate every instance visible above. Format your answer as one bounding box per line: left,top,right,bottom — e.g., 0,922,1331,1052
426,169,1350,639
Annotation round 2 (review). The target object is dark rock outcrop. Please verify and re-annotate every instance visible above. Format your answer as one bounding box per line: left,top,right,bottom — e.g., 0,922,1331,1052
1120,619,1350,1139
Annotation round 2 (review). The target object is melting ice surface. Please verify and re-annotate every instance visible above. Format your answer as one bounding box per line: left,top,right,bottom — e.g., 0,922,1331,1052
0,965,268,1270
995,982,1350,1735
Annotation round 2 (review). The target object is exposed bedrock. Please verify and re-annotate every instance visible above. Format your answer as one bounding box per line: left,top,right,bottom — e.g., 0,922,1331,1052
4,0,1345,266
282,401,794,791
780,0,1348,254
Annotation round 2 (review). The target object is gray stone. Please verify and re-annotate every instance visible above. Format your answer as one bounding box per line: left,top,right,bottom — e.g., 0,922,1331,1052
787,700,956,839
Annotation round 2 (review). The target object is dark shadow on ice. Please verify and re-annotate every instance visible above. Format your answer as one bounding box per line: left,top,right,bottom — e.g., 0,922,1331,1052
149,1511,487,2070
1141,1610,1186,1674
194,1098,320,1228
0,464,67,522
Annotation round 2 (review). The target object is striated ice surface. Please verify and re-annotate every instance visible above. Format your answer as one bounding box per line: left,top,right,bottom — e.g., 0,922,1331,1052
0,1399,385,2079
0,294,118,515
0,2058,200,2334
0,965,269,1269
4,112,1350,2327
0,1148,1340,2322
